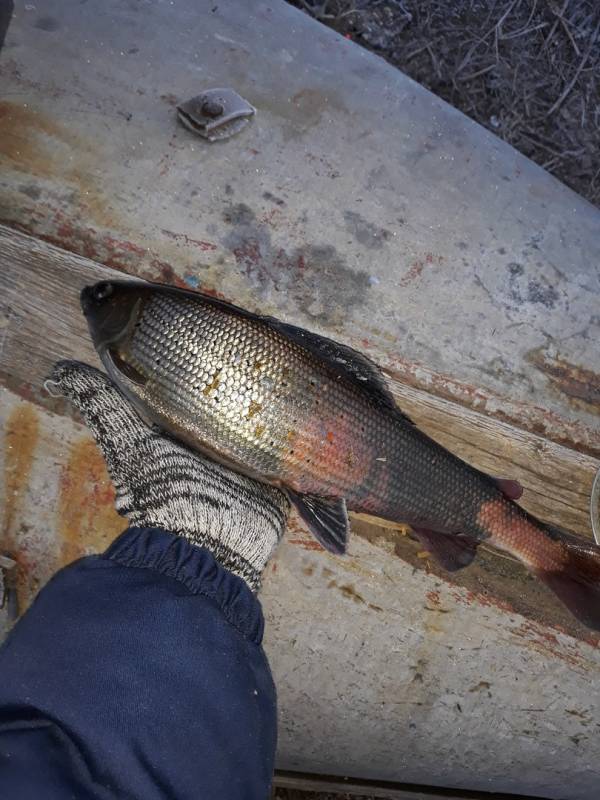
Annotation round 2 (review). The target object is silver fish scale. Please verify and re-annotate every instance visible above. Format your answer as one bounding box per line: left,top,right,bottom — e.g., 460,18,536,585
117,293,401,498
126,294,345,485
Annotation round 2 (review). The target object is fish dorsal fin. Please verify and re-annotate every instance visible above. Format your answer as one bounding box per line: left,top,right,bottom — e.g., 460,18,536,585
288,491,349,555
268,318,397,411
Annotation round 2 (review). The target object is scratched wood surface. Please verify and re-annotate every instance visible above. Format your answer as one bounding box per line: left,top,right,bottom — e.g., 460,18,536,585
1,224,598,540
4,219,600,800
271,771,538,800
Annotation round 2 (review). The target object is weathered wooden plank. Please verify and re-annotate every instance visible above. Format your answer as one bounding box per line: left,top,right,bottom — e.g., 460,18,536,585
1,225,597,539
2,0,599,467
2,2,600,795
272,771,551,800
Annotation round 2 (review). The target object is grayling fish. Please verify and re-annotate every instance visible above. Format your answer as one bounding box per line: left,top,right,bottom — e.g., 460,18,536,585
81,279,600,631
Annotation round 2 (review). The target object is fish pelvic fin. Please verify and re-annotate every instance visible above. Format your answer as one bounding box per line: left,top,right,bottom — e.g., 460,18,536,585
412,528,478,572
533,532,600,632
288,491,348,555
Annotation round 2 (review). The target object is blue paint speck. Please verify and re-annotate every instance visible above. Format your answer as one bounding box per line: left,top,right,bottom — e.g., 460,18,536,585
184,274,200,288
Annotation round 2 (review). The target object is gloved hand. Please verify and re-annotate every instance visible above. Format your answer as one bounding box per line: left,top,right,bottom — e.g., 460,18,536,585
47,361,290,591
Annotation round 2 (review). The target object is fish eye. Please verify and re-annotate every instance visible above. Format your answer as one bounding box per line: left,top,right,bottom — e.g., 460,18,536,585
93,282,114,301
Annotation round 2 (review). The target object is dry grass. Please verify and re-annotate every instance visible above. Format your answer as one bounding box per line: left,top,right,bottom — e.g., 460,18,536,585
293,0,600,208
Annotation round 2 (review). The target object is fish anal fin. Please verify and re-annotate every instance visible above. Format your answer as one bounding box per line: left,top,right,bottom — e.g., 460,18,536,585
288,491,348,555
412,528,478,572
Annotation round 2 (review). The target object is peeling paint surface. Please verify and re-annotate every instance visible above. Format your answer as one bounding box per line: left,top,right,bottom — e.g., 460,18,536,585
1,0,600,797
0,391,124,614
529,347,600,414
0,0,599,454
57,437,123,564
262,532,600,798
2,382,600,797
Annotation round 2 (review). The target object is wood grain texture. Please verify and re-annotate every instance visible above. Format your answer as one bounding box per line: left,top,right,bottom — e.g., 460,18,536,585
0,225,597,538
272,771,542,800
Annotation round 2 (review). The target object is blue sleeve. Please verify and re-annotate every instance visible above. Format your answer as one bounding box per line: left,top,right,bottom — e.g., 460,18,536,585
0,527,277,800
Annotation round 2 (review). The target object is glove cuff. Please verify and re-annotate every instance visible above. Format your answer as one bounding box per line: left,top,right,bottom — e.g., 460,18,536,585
187,531,263,592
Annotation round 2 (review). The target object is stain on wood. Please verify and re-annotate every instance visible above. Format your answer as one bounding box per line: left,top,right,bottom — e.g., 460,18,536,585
2,402,39,609
2,402,39,547
529,347,600,414
57,437,124,565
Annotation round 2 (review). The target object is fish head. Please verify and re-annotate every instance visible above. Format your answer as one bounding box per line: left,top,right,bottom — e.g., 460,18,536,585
81,280,146,348
81,280,151,396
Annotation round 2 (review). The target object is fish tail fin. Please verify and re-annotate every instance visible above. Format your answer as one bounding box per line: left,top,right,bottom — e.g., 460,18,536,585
534,531,600,631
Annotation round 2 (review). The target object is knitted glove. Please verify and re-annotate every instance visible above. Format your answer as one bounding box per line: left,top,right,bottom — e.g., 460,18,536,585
47,361,290,591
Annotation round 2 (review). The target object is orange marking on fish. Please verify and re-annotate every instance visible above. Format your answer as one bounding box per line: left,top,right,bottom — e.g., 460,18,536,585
247,400,262,419
477,499,566,571
202,370,221,397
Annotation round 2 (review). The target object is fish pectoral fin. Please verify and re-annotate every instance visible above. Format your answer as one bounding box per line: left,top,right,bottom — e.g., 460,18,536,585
412,527,478,572
288,492,349,555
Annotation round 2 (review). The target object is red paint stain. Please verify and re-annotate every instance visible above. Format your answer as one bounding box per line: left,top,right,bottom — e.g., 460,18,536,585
233,239,261,271
258,209,281,227
103,236,147,257
426,590,441,606
10,207,147,273
399,261,424,288
144,259,189,289
510,620,589,669
450,588,515,616
233,239,282,291
399,253,442,288
288,537,325,552
161,229,218,251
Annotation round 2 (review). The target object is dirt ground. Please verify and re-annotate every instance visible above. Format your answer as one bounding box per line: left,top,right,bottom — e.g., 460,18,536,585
292,0,600,209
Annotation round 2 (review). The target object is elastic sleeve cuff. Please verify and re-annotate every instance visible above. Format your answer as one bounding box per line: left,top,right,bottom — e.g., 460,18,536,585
104,527,265,643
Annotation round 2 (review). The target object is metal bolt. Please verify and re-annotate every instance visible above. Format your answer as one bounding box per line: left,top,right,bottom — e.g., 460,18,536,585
201,99,224,118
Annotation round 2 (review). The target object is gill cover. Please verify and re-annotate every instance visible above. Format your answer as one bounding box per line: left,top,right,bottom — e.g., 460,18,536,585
81,280,149,390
